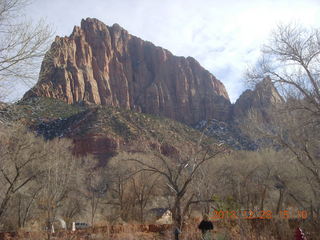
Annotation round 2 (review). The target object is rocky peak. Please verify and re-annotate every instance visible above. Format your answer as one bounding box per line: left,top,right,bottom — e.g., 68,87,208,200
232,77,283,122
0,101,7,110
23,18,231,125
193,78,283,150
254,77,283,105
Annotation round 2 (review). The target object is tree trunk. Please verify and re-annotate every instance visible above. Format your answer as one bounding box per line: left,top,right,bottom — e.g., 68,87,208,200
139,204,144,223
0,193,12,220
172,197,182,240
276,189,284,215
260,186,267,211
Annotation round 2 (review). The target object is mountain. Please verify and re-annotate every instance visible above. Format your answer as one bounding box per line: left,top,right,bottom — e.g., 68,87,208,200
16,18,285,156
24,18,231,125
194,77,283,150
233,77,283,123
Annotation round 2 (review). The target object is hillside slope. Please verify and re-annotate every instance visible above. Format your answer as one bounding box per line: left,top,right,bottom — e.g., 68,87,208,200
2,97,215,163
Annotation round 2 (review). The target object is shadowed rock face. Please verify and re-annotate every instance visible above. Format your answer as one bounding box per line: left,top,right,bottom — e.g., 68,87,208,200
24,18,231,125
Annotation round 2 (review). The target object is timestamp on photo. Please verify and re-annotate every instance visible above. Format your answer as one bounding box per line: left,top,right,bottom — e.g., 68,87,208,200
211,209,308,220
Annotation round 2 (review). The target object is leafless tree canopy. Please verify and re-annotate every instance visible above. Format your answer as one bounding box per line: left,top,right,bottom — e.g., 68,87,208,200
0,0,53,99
247,23,320,116
115,140,228,233
246,23,320,218
0,123,47,224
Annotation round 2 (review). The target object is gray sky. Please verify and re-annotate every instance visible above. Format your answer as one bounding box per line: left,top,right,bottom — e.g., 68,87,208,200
18,0,320,102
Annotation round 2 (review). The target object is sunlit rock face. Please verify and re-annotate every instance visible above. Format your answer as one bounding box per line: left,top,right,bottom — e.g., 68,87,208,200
233,77,284,123
0,102,7,110
193,78,284,150
24,18,231,125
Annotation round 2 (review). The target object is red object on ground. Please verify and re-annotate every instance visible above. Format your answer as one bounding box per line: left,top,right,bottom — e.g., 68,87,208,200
295,227,307,240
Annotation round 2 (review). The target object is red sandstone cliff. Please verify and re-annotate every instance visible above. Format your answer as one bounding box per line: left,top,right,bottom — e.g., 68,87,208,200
24,18,231,125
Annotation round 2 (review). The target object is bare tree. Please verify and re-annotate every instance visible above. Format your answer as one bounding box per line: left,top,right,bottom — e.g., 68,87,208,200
107,163,136,222
247,23,320,116
60,194,82,230
130,171,159,223
0,123,46,222
116,141,227,239
83,167,108,226
36,138,77,239
0,0,53,100
105,159,160,223
242,104,320,214
15,186,41,228
246,23,320,217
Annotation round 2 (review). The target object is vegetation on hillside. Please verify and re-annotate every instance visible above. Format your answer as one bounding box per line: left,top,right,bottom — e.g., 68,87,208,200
0,1,319,238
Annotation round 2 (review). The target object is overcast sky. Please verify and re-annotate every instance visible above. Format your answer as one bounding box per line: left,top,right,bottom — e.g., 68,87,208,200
18,0,320,102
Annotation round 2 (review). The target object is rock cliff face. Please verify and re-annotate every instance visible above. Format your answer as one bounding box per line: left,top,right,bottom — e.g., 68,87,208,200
194,77,283,150
24,18,231,125
0,102,7,110
232,77,283,123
